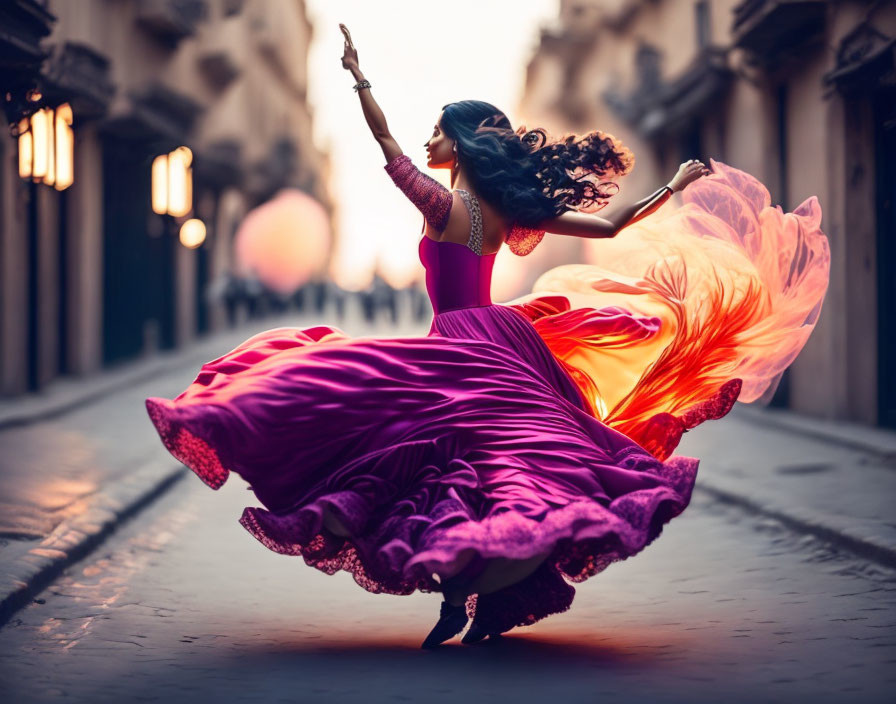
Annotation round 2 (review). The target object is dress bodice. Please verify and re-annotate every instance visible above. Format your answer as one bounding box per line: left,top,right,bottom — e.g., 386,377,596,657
382,153,548,314
418,189,497,315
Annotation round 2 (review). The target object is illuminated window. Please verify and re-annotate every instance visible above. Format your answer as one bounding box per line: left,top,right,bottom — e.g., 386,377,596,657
152,146,193,217
17,103,74,191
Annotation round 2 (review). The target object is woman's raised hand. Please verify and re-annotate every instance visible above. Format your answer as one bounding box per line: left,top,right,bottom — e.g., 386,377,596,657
340,23,359,71
668,159,711,193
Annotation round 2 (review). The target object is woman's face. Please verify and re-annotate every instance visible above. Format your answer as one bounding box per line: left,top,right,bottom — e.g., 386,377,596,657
423,111,454,169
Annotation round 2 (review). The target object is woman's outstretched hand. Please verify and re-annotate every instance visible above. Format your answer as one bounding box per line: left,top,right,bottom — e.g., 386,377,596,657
668,159,711,193
340,23,359,71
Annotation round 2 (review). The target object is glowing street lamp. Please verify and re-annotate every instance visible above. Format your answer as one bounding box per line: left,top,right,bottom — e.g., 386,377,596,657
179,218,206,249
151,146,193,217
17,103,74,191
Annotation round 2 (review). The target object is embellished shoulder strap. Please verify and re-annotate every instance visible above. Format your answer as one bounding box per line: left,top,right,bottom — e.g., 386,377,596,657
455,189,483,256
384,154,453,233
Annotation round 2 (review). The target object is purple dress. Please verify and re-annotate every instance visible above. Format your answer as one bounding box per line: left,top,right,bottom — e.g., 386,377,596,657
145,153,775,635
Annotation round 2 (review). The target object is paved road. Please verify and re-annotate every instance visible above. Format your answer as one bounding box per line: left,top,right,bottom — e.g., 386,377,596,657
1,464,893,703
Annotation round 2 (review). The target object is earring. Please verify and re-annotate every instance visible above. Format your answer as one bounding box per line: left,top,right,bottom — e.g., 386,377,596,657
452,144,458,169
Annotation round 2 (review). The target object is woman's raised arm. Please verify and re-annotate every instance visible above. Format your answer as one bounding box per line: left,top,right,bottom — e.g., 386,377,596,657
340,23,402,164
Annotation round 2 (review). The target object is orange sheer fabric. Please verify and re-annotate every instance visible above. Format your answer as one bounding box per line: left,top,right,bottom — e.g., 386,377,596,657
506,159,831,461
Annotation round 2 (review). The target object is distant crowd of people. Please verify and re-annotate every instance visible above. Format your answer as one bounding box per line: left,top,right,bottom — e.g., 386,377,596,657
205,272,432,327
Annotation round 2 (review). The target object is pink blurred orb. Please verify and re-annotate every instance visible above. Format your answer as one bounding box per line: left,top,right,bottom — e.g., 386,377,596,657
234,189,331,295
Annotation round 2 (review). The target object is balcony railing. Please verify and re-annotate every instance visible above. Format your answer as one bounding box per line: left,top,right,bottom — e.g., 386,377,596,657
822,22,896,93
42,42,114,120
603,46,733,141
102,81,202,146
0,0,56,125
197,15,243,88
0,0,55,71
135,0,207,45
731,0,827,63
194,139,243,188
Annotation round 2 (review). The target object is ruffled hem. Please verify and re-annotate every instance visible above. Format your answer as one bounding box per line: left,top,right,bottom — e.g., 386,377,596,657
147,378,700,601
235,451,697,596
630,377,743,461
238,506,437,596
145,397,230,490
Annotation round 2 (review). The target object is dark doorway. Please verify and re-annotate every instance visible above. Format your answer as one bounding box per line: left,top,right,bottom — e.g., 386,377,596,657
769,81,791,408
194,191,213,337
196,238,209,335
875,86,896,428
26,181,38,391
57,188,69,376
101,134,175,366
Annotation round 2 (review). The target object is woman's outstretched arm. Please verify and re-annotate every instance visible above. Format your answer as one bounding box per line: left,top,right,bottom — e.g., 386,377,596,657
540,159,711,239
340,23,402,164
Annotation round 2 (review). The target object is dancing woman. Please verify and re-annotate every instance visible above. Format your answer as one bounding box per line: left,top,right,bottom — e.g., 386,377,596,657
145,23,830,649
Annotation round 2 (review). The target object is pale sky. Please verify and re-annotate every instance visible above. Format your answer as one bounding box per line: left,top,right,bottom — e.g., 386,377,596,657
304,0,559,292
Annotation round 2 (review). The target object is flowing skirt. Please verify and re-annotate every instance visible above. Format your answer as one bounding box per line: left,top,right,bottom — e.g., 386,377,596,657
145,159,830,634
145,305,719,630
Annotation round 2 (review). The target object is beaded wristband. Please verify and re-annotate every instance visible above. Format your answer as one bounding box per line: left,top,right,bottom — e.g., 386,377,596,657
353,79,371,92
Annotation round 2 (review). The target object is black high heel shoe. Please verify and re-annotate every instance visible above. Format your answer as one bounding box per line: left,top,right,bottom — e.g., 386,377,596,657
460,619,496,644
461,560,576,645
420,600,469,649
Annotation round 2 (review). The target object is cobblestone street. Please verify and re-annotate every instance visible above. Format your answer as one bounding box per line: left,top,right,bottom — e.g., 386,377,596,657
1,452,894,703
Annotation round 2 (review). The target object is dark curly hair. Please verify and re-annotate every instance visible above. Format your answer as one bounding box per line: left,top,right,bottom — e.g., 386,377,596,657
440,100,634,226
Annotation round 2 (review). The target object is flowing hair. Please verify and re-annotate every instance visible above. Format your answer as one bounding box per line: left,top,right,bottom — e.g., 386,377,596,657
440,100,635,226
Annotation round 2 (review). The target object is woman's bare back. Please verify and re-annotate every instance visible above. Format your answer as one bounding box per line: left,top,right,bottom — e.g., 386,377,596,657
425,189,511,256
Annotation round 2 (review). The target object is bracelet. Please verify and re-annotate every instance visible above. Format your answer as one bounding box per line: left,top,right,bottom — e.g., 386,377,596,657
353,79,371,92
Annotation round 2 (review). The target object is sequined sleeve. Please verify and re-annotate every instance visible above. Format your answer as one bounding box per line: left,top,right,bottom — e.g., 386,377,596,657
384,154,453,233
505,222,546,256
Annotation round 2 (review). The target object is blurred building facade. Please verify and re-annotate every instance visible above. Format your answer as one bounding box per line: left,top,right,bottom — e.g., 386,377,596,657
519,0,896,428
0,0,332,396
